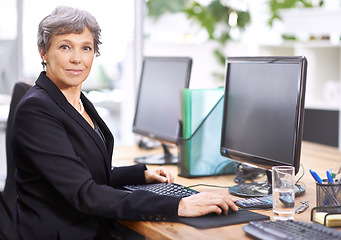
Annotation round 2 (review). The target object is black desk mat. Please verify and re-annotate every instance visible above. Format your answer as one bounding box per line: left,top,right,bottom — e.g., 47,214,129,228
178,209,270,229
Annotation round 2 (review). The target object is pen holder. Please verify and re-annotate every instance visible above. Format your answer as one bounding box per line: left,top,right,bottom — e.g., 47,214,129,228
316,180,341,208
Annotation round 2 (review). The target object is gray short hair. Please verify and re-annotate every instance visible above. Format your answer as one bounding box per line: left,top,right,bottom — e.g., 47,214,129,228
38,6,102,66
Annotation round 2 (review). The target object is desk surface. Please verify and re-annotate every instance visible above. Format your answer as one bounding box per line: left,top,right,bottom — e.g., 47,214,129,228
113,142,341,240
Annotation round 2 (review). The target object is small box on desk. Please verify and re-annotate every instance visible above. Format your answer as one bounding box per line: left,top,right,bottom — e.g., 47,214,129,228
311,206,341,227
177,88,237,177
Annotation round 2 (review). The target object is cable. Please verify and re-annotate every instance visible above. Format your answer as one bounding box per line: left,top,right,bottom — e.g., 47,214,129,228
296,164,305,185
187,183,231,189
187,164,306,192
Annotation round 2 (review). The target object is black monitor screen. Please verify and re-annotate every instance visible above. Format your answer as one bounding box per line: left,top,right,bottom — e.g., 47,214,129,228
221,56,307,175
133,57,192,144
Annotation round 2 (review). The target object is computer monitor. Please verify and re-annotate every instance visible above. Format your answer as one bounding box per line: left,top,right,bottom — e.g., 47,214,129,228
132,56,192,165
220,56,307,197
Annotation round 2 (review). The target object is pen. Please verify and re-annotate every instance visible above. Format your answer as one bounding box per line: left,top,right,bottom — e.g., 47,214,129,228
310,170,340,207
327,170,339,202
327,170,334,184
309,169,323,184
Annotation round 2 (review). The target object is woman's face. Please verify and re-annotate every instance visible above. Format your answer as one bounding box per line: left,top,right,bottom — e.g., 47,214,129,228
41,27,95,90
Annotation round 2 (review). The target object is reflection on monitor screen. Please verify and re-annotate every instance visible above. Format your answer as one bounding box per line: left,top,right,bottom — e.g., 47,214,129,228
133,57,192,165
220,56,307,197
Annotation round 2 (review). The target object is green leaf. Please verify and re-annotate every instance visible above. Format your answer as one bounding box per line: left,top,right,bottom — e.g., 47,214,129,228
267,0,314,26
183,2,217,39
147,0,188,19
217,32,231,45
213,48,226,66
236,11,251,29
207,0,230,23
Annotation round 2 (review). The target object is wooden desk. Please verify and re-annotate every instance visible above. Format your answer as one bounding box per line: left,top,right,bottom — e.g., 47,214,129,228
113,142,341,240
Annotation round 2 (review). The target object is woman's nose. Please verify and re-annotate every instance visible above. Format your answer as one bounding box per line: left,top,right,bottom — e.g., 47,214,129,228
70,50,81,64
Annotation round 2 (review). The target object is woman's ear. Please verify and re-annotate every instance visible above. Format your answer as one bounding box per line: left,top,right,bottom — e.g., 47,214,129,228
39,49,45,61
39,49,47,70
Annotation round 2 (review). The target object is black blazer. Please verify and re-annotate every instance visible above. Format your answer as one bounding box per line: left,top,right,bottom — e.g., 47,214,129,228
12,72,181,240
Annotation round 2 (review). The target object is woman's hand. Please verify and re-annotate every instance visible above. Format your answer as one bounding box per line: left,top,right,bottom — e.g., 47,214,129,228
178,192,238,217
144,167,174,184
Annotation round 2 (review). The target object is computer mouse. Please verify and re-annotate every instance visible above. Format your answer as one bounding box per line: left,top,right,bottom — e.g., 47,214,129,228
206,208,237,217
279,192,295,207
228,208,238,214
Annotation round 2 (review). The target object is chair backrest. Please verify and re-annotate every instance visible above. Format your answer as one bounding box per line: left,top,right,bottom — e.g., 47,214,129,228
0,192,20,240
3,82,31,212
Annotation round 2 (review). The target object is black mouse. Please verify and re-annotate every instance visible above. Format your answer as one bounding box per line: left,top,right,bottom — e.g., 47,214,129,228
206,208,238,217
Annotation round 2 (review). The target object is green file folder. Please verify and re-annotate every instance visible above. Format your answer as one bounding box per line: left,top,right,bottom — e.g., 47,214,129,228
178,88,237,177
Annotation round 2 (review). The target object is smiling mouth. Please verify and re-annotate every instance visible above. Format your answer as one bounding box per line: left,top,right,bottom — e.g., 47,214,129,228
66,69,83,75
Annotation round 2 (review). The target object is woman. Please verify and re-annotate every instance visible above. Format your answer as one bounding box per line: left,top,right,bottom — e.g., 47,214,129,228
12,6,237,240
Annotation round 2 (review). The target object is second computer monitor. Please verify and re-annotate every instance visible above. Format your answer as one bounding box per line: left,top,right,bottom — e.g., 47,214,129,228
132,56,192,165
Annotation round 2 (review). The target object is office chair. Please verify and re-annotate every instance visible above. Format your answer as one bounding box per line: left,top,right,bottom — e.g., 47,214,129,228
3,82,31,212
0,191,20,240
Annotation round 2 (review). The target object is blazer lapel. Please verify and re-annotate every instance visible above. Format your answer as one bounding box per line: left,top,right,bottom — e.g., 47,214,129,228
35,72,113,179
81,95,114,156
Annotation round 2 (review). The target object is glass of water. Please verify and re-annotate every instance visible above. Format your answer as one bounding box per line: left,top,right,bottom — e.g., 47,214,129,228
272,166,295,220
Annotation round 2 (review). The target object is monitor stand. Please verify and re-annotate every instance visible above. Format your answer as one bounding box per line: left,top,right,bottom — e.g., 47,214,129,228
134,144,178,165
228,170,306,198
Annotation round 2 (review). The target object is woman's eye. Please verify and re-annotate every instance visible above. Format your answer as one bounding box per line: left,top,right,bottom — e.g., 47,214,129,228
84,46,92,51
60,45,70,50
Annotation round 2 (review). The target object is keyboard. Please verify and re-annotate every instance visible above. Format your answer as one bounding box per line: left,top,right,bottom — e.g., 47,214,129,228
123,183,198,198
243,219,341,240
235,194,273,209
